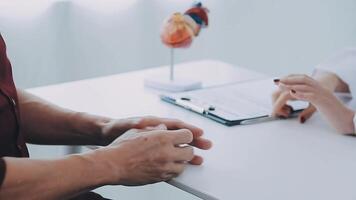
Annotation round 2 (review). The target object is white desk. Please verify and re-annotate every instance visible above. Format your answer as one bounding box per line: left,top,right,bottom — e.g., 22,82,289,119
28,60,356,200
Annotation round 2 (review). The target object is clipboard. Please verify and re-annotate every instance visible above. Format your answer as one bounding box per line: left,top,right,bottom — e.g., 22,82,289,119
160,78,309,126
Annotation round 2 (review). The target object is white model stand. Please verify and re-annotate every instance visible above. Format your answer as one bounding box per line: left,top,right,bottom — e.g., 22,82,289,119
144,48,202,92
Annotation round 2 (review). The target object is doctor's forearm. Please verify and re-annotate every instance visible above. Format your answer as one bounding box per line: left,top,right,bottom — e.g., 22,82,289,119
315,94,355,134
313,69,350,93
312,70,355,133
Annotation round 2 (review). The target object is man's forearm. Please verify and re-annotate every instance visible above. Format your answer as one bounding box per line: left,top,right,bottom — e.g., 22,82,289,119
18,89,113,145
0,153,111,200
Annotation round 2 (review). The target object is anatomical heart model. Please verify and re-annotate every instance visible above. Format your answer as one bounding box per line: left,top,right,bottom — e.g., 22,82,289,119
144,2,209,92
161,2,209,80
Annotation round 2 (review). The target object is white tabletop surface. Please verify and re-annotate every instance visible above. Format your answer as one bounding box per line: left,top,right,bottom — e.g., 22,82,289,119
28,60,356,200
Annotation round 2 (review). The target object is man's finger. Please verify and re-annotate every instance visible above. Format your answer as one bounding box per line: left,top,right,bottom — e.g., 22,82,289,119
161,118,204,138
171,163,186,175
190,137,212,150
136,117,204,138
145,124,167,131
189,155,204,165
169,129,194,145
162,163,185,179
173,146,194,162
298,104,317,123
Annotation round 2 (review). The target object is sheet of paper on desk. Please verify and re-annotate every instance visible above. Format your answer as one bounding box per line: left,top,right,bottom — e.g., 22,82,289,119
163,78,309,122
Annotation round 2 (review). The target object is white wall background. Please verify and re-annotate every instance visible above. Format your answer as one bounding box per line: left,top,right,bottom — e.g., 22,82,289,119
1,0,356,199
1,0,355,89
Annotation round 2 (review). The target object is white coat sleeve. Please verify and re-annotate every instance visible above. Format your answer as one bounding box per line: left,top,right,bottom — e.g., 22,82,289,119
315,48,356,96
353,113,356,133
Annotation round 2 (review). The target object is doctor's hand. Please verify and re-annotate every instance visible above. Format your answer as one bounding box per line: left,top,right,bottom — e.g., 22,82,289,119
272,71,345,123
275,74,338,108
272,74,355,133
93,126,211,186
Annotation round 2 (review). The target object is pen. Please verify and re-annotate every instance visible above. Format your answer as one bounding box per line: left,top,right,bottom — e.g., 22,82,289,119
239,116,274,125
175,99,206,114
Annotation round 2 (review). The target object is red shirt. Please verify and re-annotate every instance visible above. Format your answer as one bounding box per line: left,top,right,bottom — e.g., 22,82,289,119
0,34,29,185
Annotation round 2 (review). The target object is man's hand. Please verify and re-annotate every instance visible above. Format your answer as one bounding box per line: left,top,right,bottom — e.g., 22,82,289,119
101,116,212,152
94,126,211,186
18,89,211,147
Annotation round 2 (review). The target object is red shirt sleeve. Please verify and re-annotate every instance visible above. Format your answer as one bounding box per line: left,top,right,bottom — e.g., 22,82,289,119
69,192,110,200
0,158,6,186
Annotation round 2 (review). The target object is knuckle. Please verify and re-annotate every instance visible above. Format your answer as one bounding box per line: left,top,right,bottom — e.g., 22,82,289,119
135,118,148,128
161,163,171,172
160,163,176,176
176,165,185,174
159,172,170,180
156,151,170,163
181,129,193,141
157,134,170,145
160,146,175,159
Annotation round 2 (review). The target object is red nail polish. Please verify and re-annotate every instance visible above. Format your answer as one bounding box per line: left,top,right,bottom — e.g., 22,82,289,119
300,117,305,123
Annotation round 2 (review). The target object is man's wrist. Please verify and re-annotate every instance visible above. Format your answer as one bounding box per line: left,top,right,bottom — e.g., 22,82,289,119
77,150,117,186
99,118,139,145
68,112,113,145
